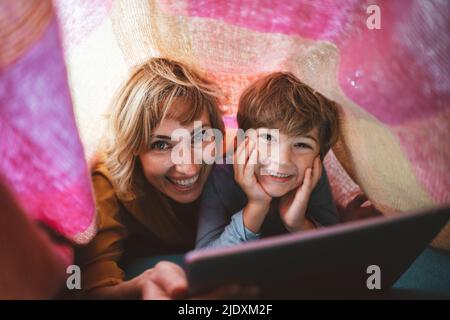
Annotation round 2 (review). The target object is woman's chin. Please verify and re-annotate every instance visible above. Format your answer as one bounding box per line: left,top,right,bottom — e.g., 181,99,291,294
167,189,201,203
163,181,204,203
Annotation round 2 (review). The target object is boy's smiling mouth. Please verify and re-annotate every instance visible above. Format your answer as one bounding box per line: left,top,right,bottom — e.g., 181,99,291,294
260,169,295,183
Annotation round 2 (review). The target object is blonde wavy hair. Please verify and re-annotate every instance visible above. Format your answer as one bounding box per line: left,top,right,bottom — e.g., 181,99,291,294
105,58,224,199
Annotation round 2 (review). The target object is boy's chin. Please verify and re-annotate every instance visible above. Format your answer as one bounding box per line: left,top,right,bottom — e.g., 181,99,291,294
260,183,298,198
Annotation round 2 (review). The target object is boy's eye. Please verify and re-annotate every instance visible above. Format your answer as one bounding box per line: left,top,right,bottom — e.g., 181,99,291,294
151,141,171,151
294,142,311,149
261,133,273,142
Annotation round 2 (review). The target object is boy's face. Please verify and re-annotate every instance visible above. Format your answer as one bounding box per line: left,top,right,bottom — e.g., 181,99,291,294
253,127,320,197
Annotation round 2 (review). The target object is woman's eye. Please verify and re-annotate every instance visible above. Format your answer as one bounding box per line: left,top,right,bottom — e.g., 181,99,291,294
192,130,205,143
202,129,215,141
192,129,213,144
294,142,311,149
151,141,171,151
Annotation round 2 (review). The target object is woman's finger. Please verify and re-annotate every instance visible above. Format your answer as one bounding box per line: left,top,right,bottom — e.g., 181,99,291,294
150,261,188,299
190,284,241,300
141,281,171,300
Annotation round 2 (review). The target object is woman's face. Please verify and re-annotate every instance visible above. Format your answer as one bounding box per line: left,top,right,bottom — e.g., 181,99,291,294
139,109,214,204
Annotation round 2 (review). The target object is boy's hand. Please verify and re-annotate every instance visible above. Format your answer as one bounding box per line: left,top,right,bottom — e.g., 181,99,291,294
233,137,272,205
234,137,272,233
279,156,322,232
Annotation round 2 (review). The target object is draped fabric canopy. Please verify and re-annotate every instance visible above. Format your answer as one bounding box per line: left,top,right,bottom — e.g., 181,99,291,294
0,0,96,247
1,0,449,250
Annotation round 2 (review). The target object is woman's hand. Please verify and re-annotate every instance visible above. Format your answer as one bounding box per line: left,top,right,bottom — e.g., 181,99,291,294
88,261,254,300
279,156,322,232
87,261,185,299
132,261,188,299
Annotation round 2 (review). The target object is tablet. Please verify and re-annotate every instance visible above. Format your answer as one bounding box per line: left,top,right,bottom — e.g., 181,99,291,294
185,205,450,298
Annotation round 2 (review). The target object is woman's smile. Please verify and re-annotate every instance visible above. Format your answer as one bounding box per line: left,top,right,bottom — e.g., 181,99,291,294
165,173,200,190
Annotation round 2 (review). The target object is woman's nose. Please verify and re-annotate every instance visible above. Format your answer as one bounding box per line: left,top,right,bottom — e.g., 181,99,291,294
174,163,199,176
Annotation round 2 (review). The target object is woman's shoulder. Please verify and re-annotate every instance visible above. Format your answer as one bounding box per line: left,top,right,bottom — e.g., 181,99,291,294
209,163,236,189
211,163,234,178
90,160,130,227
91,155,112,180
91,160,116,195
207,164,247,207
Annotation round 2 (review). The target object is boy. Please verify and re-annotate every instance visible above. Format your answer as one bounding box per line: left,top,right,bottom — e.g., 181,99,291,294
196,72,341,249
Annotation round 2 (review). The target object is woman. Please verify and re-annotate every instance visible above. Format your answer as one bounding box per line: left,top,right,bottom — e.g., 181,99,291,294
77,57,232,299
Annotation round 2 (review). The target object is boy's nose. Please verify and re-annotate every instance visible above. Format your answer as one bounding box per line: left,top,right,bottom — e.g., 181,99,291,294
276,144,292,166
265,144,292,171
